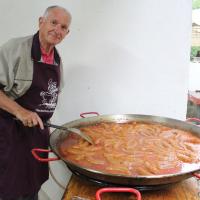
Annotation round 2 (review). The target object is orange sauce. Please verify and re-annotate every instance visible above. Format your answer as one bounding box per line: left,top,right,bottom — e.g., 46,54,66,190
59,122,200,176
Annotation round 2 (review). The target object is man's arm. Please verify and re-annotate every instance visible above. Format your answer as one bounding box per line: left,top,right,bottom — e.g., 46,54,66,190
0,90,44,129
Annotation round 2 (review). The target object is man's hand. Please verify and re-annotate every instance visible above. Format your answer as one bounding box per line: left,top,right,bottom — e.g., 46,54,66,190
0,90,44,130
15,108,44,129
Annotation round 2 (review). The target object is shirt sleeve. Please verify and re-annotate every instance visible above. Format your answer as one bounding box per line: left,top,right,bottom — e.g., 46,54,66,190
0,39,18,92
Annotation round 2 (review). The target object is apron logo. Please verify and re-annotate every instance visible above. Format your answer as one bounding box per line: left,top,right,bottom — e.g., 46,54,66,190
38,79,58,111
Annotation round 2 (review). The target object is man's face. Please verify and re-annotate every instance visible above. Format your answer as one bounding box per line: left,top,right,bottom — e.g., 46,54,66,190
39,8,71,46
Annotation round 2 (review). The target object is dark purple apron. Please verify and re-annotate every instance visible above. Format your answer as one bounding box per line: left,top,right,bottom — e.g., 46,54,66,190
0,59,60,199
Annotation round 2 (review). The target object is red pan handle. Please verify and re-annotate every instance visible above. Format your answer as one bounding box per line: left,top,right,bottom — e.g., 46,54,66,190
95,187,142,200
186,118,200,125
193,173,200,179
31,148,60,162
80,112,99,118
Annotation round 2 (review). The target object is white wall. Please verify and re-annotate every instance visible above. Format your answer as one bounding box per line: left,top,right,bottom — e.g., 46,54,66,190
0,0,192,200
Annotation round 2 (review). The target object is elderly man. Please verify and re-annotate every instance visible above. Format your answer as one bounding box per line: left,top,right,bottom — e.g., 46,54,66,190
0,6,71,200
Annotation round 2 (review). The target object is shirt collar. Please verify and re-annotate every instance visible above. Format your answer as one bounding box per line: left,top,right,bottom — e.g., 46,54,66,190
31,31,60,65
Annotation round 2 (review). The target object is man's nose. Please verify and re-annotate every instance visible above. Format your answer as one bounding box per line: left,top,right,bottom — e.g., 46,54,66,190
54,24,62,32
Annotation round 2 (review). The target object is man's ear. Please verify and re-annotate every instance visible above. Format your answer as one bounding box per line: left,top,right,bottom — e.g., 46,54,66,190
39,17,43,26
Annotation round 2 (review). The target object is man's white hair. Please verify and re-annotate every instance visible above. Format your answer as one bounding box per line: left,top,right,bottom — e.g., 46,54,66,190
43,5,71,21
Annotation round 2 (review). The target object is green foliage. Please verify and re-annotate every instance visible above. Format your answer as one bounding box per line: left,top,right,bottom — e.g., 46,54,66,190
193,0,200,9
191,46,200,59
